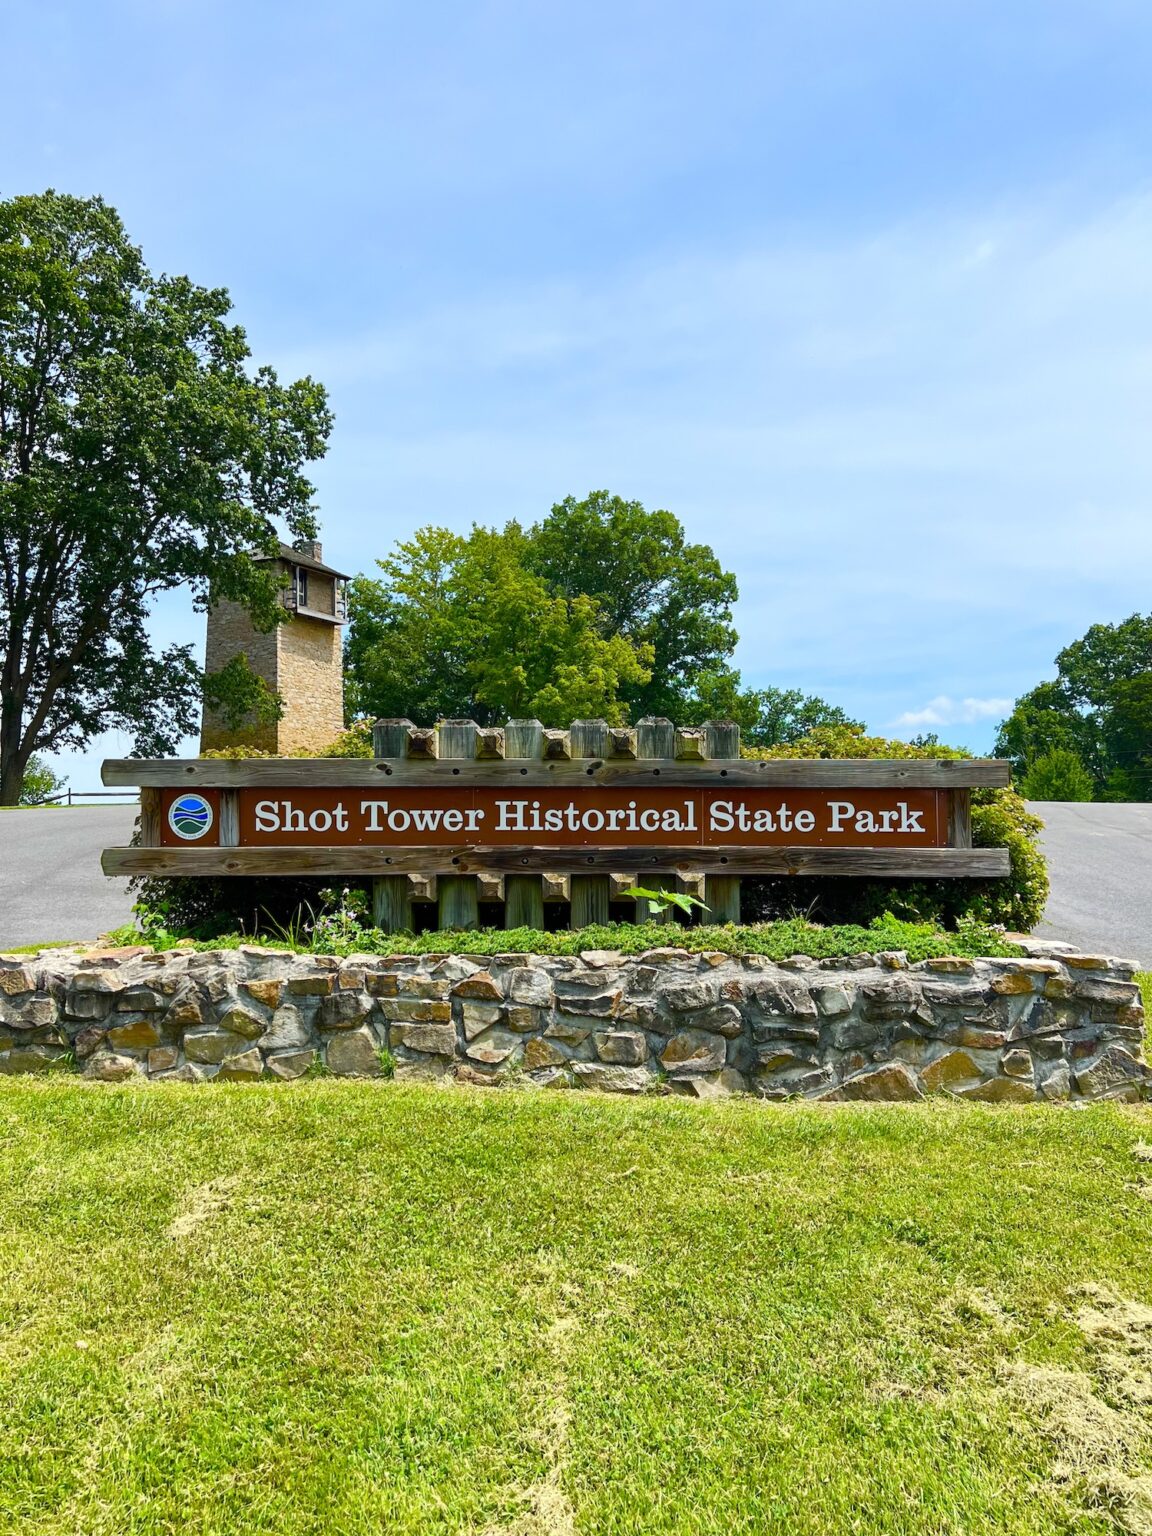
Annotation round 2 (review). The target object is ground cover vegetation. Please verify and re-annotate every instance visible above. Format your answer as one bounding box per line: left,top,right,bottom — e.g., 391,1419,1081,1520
0,190,331,804
996,613,1152,800
3,1081,1152,1534
104,908,1024,961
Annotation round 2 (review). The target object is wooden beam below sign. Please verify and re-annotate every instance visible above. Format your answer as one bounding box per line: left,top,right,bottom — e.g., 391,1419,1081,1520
101,757,1011,789
100,845,1012,878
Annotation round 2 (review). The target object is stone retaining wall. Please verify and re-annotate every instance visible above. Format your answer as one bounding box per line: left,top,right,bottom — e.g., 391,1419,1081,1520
0,942,1146,1102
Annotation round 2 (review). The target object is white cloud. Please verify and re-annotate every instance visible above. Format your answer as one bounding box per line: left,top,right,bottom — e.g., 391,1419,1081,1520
894,697,1014,729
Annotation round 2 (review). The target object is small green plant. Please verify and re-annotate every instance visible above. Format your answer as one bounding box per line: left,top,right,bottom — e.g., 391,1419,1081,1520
376,1048,396,1079
623,886,711,919
307,888,371,950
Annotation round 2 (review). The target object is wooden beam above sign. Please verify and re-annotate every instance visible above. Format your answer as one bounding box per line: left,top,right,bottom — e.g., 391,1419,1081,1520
102,756,1010,789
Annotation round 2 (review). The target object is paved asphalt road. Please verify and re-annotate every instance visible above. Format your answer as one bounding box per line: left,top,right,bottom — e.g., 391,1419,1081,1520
1029,801,1152,966
0,800,1148,962
0,805,138,948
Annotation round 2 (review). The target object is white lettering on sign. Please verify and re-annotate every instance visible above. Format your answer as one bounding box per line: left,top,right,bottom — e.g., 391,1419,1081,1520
255,799,350,833
234,791,939,846
493,799,698,834
826,800,925,835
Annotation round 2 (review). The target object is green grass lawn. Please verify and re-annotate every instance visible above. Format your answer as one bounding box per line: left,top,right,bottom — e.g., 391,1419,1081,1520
4,1083,1152,1535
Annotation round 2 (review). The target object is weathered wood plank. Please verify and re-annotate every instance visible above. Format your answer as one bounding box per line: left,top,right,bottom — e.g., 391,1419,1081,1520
138,787,161,848
406,727,438,759
218,790,240,849
674,728,707,761
436,720,479,927
102,846,1012,878
372,875,413,934
570,874,611,926
438,719,479,760
569,719,609,759
948,788,973,849
372,718,414,757
635,717,675,759
504,719,544,759
438,874,478,931
504,874,544,928
103,757,1012,789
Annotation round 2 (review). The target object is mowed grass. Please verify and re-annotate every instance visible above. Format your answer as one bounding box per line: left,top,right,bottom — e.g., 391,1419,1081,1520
3,1085,1152,1535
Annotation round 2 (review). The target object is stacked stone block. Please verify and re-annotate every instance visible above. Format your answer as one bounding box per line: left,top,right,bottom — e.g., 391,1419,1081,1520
0,943,1145,1102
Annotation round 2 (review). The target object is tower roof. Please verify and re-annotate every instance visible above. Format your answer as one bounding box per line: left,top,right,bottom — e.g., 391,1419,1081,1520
260,541,350,580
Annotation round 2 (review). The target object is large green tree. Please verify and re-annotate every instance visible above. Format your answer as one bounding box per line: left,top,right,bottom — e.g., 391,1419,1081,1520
525,491,739,719
0,192,331,802
345,524,652,726
994,614,1152,799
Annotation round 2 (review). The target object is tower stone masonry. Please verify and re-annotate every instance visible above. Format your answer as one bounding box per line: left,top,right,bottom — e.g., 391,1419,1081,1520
200,541,349,755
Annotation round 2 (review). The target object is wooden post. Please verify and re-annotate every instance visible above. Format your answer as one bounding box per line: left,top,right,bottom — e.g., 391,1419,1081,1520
372,717,414,757
371,721,416,928
504,719,544,759
948,789,972,849
569,719,611,930
219,790,240,848
436,720,479,931
138,787,161,847
503,720,545,928
505,874,544,929
635,716,675,760
373,876,413,934
703,719,742,925
633,718,677,924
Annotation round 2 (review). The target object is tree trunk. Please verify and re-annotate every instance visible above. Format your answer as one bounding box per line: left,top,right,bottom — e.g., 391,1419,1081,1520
0,693,28,805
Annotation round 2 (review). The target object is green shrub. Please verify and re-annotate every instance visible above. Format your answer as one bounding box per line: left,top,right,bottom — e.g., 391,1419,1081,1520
1020,748,1094,801
740,724,1049,932
18,754,67,804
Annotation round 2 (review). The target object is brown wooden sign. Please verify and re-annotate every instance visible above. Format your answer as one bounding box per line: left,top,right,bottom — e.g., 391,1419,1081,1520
100,718,1012,930
157,785,948,849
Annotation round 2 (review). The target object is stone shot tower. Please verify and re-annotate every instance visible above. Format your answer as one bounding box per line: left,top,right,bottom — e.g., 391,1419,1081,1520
200,541,349,754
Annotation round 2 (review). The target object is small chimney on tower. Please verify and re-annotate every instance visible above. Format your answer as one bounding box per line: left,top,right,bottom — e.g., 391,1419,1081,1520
296,539,323,562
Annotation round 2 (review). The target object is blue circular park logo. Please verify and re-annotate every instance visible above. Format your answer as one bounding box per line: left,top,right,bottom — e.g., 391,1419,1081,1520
168,793,214,841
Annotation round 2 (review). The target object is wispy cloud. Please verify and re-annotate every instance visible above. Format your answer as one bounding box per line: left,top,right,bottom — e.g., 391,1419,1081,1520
894,697,1014,729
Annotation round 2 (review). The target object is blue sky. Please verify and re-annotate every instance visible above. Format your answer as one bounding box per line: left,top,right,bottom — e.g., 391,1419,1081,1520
5,0,1152,785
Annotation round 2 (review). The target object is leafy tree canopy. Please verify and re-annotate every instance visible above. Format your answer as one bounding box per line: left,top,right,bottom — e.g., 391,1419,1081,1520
345,523,652,727
0,191,331,802
524,491,738,720
994,614,1152,800
17,752,65,805
347,492,855,738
